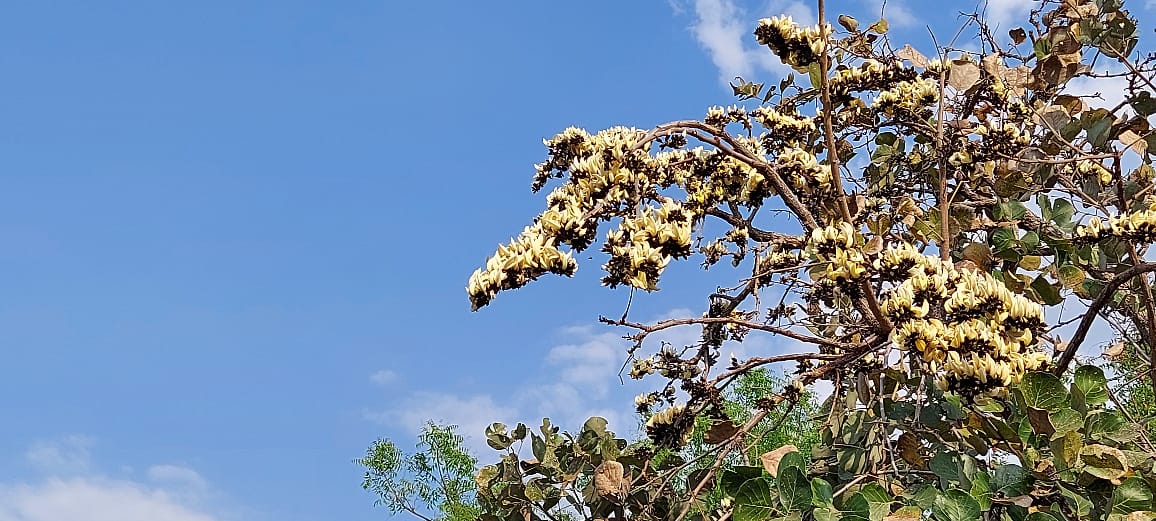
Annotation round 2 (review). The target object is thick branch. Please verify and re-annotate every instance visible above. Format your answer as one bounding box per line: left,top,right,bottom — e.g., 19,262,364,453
1053,262,1156,375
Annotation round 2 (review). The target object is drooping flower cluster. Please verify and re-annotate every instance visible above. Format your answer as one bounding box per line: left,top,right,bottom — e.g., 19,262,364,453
806,223,868,294
751,107,816,146
827,59,920,103
754,16,830,68
777,147,833,194
467,226,579,311
879,249,1048,394
1075,208,1156,243
601,198,693,290
644,404,694,448
873,78,939,116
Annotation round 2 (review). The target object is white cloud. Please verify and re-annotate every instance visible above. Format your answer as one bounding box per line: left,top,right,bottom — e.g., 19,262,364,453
369,391,520,455
1065,72,1131,114
984,0,1034,30
369,369,397,386
858,0,917,28
682,0,813,83
25,436,93,475
369,306,815,456
0,478,217,521
1,439,230,521
146,465,208,496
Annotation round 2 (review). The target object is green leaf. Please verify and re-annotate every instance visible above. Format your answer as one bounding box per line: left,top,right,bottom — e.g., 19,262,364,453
932,489,982,521
859,482,892,520
993,464,1030,497
811,478,834,507
1051,199,1076,229
1019,372,1069,411
777,450,806,477
1132,91,1156,116
868,18,888,34
777,467,812,512
721,465,764,496
991,227,1017,252
997,200,1028,220
1049,408,1084,438
485,423,513,450
1058,265,1086,288
734,478,777,521
931,453,960,489
1059,483,1094,518
1030,275,1063,305
583,416,609,435
843,492,872,521
1023,513,1060,521
1113,477,1155,514
970,471,992,511
1074,365,1109,406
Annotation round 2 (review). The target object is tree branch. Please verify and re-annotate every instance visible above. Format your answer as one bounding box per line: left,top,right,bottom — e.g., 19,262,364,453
1053,262,1156,375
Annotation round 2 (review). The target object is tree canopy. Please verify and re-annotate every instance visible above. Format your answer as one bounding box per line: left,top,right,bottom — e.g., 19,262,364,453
450,0,1156,520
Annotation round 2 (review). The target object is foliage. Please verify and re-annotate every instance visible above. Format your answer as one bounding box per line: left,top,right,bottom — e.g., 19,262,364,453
1106,332,1156,439
464,0,1156,520
357,422,480,521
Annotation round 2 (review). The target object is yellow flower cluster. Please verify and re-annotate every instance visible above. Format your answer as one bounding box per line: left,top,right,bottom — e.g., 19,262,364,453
777,147,833,194
644,404,693,448
1075,209,1156,243
874,78,939,115
880,250,1048,393
751,107,815,146
974,122,1032,157
806,223,868,295
1076,159,1113,185
602,198,693,290
467,225,579,310
827,59,919,102
754,16,830,68
472,123,720,309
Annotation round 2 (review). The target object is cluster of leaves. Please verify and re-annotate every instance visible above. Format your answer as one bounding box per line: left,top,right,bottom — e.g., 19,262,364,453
454,0,1156,520
357,423,480,521
473,370,823,521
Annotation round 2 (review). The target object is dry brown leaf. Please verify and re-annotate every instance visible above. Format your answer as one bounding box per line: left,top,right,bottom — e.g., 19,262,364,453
982,53,1003,77
948,60,981,91
703,419,739,445
1104,341,1126,360
1120,130,1149,155
896,432,924,468
760,445,799,477
896,44,930,68
594,461,628,498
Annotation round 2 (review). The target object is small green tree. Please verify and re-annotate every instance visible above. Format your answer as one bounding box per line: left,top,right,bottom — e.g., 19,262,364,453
357,422,480,521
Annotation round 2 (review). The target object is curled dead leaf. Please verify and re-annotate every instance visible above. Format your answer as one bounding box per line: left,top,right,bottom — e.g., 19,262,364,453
1104,342,1126,360
594,460,629,499
760,445,799,477
895,44,929,68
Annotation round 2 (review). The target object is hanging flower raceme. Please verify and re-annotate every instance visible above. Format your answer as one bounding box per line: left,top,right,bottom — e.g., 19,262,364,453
879,249,1048,394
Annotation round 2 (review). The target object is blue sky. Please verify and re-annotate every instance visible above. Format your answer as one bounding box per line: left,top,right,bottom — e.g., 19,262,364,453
0,1,1149,520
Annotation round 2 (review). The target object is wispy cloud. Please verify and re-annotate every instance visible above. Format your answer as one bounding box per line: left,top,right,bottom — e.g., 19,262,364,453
983,0,1034,30
2,438,230,521
368,308,808,455
25,436,94,476
858,0,917,28
369,369,398,386
680,0,814,83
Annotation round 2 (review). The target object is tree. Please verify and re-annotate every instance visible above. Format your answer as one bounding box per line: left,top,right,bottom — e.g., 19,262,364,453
357,422,480,521
465,0,1156,520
